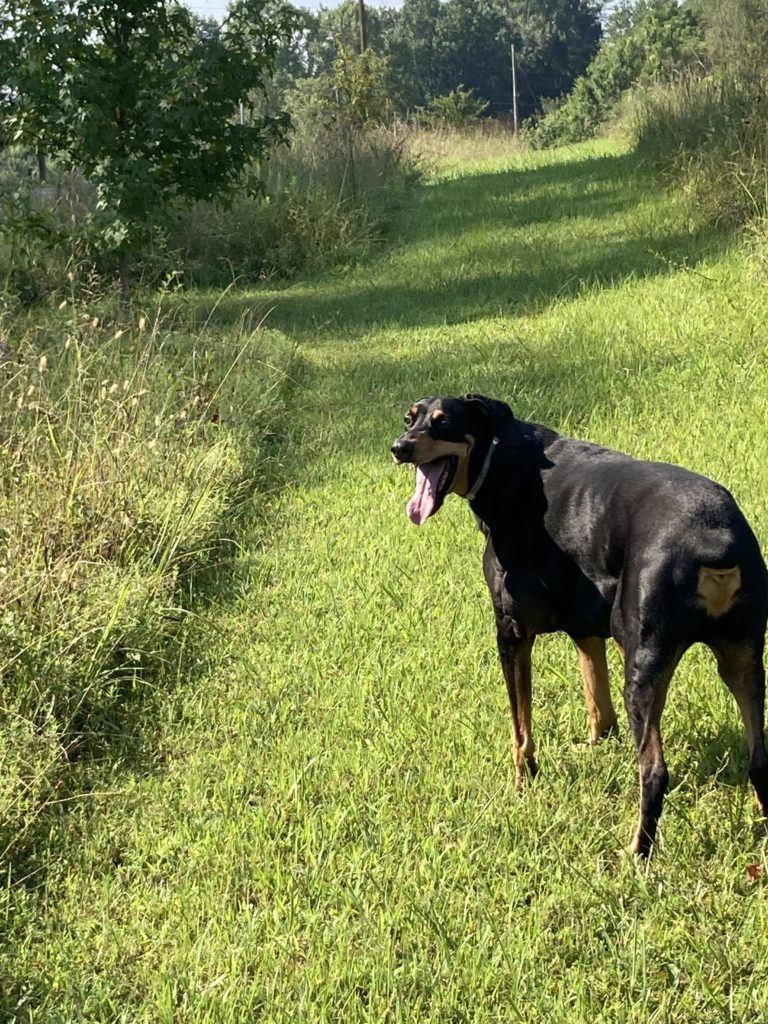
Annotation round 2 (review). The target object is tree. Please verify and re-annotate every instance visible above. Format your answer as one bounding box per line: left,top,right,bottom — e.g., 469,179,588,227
386,0,444,109
2,0,297,292
491,0,603,117
383,0,602,120
532,0,701,147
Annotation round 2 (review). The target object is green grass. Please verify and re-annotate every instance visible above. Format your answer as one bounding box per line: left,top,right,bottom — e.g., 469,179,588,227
4,137,768,1021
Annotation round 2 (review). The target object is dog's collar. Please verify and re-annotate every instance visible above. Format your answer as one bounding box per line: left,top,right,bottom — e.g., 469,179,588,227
464,436,499,502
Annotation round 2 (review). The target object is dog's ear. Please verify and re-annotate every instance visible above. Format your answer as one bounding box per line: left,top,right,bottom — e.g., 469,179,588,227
462,394,516,433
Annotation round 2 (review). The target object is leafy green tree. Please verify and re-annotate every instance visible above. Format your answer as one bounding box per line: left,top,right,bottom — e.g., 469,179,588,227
306,0,399,74
533,0,701,146
383,0,602,120
332,45,393,126
490,0,603,117
431,1,510,114
2,0,296,292
386,0,443,109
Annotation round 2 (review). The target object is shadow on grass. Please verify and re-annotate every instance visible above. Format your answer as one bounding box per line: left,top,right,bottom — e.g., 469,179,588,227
172,150,732,340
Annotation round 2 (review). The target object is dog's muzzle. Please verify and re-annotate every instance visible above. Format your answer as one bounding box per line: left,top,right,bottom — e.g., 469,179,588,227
391,438,414,463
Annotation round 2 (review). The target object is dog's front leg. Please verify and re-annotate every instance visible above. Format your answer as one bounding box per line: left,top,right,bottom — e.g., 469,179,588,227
497,631,537,784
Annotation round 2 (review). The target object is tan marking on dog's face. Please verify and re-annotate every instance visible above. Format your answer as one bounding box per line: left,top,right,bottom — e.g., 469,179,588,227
449,434,476,496
408,434,470,467
697,565,741,617
431,409,445,423
409,404,419,418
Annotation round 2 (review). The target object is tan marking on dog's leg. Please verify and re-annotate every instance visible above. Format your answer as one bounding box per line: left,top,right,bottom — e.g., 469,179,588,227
697,565,741,618
573,636,618,743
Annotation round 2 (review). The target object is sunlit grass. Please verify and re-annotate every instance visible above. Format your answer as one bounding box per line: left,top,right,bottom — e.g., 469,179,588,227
4,137,768,1021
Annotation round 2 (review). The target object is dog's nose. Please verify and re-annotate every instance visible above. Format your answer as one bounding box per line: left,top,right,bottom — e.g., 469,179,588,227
391,438,414,461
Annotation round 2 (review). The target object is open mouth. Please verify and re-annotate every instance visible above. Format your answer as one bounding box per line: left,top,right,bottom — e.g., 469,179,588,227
407,457,458,525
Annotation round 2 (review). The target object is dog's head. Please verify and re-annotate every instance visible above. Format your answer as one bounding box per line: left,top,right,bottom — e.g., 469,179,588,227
391,394,515,524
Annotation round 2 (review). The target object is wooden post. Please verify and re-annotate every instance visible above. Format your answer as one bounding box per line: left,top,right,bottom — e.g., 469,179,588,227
511,44,519,134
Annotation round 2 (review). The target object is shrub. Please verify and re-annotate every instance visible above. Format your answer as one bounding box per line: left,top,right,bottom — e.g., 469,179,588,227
1,72,416,297
166,70,415,288
419,86,490,128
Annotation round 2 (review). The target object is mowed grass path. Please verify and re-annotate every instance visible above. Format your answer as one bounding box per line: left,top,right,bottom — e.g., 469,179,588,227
6,140,768,1021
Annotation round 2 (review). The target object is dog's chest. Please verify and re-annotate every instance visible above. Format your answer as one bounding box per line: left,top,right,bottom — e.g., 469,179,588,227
485,535,613,639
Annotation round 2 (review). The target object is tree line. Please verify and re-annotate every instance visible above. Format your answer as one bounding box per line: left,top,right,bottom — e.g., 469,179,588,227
5,0,763,295
274,0,603,122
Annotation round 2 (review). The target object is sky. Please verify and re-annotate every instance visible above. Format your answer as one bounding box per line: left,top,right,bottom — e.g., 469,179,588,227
187,0,401,20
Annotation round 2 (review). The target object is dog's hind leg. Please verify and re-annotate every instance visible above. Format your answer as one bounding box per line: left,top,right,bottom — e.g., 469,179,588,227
497,632,537,785
713,641,768,818
573,636,618,743
623,643,683,858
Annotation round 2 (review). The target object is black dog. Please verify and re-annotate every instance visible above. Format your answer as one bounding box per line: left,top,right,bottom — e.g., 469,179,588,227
392,394,768,856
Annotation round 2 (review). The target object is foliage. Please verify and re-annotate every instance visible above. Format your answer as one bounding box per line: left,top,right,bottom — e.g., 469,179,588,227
168,118,413,286
628,0,768,229
1,0,296,288
533,0,701,147
266,0,602,122
164,46,411,287
420,86,490,127
631,72,768,227
332,45,393,126
690,0,768,75
395,0,603,120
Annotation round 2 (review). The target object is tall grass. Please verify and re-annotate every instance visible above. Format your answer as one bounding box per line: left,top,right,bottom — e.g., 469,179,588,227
169,121,414,287
0,118,416,303
630,71,768,228
0,296,296,865
405,121,524,177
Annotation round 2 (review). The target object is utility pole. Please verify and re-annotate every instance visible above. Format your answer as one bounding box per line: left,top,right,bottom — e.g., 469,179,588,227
510,43,519,134
358,0,367,53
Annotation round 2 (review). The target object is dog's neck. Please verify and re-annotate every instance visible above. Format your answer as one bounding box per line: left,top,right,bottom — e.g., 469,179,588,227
464,436,499,501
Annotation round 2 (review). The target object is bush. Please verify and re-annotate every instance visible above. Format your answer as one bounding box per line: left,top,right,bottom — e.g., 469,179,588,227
1,69,416,297
166,64,415,288
418,86,490,128
168,119,412,287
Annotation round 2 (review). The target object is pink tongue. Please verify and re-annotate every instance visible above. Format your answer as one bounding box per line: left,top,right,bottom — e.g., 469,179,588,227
407,460,447,525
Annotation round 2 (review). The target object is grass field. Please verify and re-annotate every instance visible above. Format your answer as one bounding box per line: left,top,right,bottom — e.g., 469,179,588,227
4,137,768,1021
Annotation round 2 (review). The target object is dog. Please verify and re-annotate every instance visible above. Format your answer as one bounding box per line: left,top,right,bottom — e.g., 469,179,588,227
391,393,768,857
